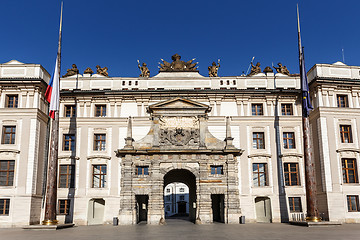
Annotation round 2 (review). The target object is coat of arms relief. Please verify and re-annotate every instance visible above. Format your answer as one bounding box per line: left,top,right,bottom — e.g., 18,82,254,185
159,116,200,146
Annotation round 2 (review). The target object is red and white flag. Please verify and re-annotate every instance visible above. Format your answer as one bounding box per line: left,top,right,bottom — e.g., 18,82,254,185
45,2,62,119
45,54,60,119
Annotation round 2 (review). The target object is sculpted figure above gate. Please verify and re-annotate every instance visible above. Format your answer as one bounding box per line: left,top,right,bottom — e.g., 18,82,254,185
159,54,198,72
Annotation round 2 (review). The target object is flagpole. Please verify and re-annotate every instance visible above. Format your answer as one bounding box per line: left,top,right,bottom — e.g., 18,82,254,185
297,4,321,223
42,2,63,225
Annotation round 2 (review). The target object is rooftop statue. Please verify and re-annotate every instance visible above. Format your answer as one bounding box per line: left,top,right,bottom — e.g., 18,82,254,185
248,62,261,76
137,60,150,77
159,54,198,72
62,64,79,77
96,65,108,77
208,59,220,77
263,66,273,73
84,67,94,75
274,62,290,75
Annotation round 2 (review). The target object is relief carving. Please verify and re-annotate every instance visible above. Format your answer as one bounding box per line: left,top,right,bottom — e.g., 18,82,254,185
159,116,200,146
160,128,199,146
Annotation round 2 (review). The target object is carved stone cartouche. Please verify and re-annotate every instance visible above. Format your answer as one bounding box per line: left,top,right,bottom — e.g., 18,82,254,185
160,127,200,146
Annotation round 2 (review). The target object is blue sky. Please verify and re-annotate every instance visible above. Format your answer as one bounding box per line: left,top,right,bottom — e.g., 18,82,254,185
1,0,359,77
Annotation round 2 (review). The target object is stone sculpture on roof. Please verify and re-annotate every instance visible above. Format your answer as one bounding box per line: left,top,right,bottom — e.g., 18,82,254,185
208,60,220,77
263,66,273,73
274,62,290,75
96,65,108,77
83,67,94,75
62,64,79,77
248,62,261,76
137,60,150,77
159,54,198,72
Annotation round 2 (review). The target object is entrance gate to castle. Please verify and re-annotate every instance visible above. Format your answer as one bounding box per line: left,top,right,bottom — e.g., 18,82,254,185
163,169,196,222
117,98,243,225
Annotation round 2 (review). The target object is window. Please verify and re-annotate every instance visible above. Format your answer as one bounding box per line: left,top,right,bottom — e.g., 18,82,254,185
165,196,170,201
342,159,358,183
340,125,352,143
281,104,293,115
166,205,170,211
63,134,75,151
95,104,106,117
2,126,16,144
6,95,18,108
210,165,223,175
0,199,10,215
179,188,184,192
347,195,360,212
65,105,76,117
288,197,302,212
94,134,106,151
253,132,265,149
252,104,263,116
92,165,107,188
0,160,15,186
58,199,70,215
337,95,348,108
253,163,267,186
180,195,185,201
136,166,149,175
284,163,300,186
59,165,75,188
166,188,170,193
283,132,295,149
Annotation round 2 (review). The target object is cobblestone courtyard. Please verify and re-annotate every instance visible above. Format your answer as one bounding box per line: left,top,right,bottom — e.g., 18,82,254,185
1,220,360,240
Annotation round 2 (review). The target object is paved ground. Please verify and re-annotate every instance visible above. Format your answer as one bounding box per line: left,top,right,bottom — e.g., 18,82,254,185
1,219,360,240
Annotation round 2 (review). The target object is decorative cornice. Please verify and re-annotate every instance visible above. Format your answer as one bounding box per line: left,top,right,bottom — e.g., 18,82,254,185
336,148,360,153
280,153,303,158
58,155,80,160
0,149,20,154
87,155,111,160
248,153,272,158
116,148,243,157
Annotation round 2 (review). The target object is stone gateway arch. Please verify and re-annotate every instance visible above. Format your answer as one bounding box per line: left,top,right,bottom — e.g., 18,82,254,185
116,98,243,224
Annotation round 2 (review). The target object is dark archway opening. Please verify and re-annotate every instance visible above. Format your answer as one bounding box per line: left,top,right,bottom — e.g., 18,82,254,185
163,169,196,223
211,194,225,223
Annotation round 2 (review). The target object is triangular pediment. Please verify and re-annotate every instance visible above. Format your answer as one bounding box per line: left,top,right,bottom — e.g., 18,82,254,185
3,60,25,65
148,97,210,114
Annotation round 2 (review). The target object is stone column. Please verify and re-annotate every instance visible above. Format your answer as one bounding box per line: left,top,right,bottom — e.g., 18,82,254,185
148,155,164,225
119,156,136,225
225,154,241,223
197,158,211,223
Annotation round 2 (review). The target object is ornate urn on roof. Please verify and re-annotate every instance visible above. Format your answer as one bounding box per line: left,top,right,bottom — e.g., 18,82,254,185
159,54,198,72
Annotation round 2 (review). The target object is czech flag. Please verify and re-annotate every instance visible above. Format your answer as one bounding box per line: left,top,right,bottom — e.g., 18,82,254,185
45,54,60,119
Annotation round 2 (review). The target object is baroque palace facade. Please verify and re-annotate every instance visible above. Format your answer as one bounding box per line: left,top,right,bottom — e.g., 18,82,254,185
0,55,359,227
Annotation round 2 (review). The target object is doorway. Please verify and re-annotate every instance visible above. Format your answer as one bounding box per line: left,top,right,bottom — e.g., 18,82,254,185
87,198,105,225
211,194,225,223
255,197,272,223
163,169,196,222
178,202,187,215
136,195,148,223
